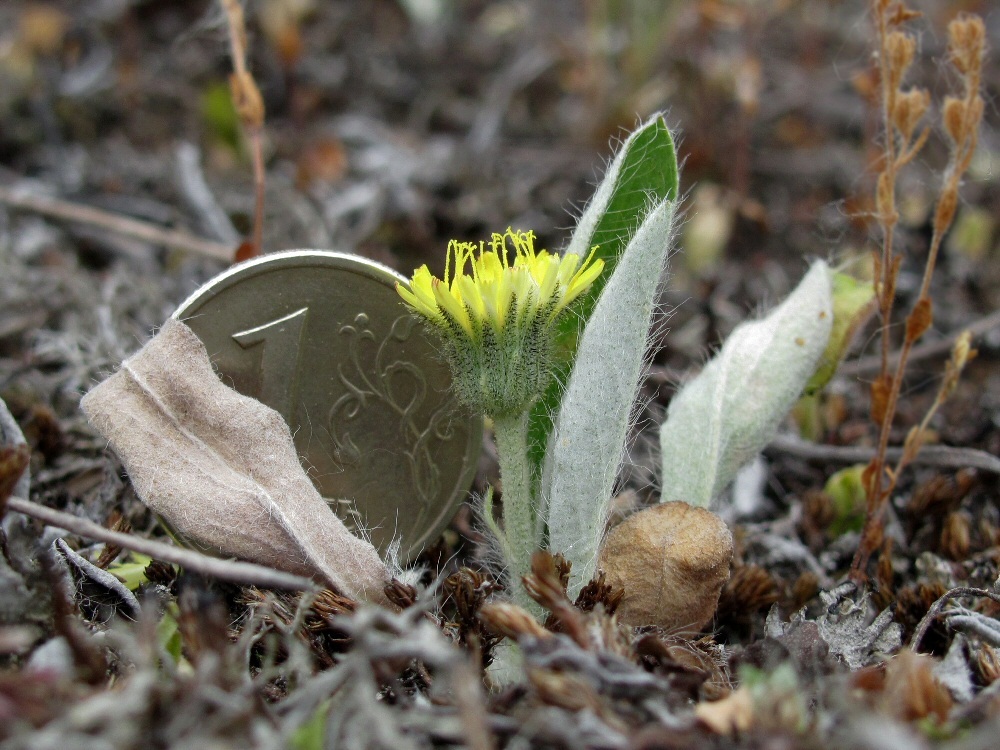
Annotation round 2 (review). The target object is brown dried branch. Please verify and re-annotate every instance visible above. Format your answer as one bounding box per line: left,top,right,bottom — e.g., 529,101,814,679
0,184,234,261
766,434,1000,475
910,586,1000,652
220,0,266,258
6,496,318,591
852,6,986,582
838,307,1000,377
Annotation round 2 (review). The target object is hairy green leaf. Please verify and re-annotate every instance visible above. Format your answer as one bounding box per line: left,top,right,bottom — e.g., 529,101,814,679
528,115,679,475
544,200,677,597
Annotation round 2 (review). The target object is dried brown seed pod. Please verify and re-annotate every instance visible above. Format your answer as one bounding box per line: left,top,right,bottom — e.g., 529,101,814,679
885,31,916,81
940,511,971,560
597,501,734,633
479,602,550,641
892,88,930,141
947,15,985,76
976,644,1000,686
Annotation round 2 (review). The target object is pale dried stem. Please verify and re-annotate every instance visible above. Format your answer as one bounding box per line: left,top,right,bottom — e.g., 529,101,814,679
0,184,233,261
220,0,249,80
5,496,319,591
767,434,1000,475
911,586,1000,652
854,8,985,580
878,38,982,487
220,0,265,257
874,2,899,378
840,307,1000,376
855,3,911,580
249,129,266,258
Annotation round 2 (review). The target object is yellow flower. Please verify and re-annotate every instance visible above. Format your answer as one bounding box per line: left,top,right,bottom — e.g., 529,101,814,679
396,228,604,416
398,229,602,337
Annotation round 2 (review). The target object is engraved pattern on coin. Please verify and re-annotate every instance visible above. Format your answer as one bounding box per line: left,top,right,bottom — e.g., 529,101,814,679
329,312,465,531
173,250,482,559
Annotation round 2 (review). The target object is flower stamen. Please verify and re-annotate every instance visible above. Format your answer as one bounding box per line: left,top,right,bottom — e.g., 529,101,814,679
396,228,604,416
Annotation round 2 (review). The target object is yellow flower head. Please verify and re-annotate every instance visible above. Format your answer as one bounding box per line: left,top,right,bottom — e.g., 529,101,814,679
396,228,604,416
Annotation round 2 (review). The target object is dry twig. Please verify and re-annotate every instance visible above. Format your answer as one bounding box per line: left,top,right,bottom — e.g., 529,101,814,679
767,434,1000,475
220,0,266,258
0,184,233,261
5,495,319,591
839,307,1000,377
910,586,1000,652
852,5,986,581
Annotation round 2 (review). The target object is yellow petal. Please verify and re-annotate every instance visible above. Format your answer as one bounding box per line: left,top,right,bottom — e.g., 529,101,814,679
397,266,444,320
563,258,604,307
557,254,582,286
409,265,439,304
501,271,520,324
433,278,473,335
536,256,560,305
396,282,420,309
457,275,487,326
509,268,537,323
477,252,504,282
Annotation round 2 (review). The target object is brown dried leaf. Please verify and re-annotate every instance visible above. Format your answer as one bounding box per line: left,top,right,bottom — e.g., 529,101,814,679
523,551,591,646
573,569,623,616
443,568,500,648
295,137,349,189
81,319,391,605
940,512,972,561
716,564,779,627
0,444,30,515
695,686,753,735
523,550,572,613
94,513,129,569
527,666,602,713
383,579,418,609
976,643,1000,685
479,602,551,641
881,650,953,722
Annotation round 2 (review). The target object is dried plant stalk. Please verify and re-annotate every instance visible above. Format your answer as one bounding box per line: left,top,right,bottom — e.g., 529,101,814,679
852,3,986,581
220,0,266,258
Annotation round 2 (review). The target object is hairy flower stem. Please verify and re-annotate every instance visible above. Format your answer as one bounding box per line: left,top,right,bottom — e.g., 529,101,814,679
493,409,539,611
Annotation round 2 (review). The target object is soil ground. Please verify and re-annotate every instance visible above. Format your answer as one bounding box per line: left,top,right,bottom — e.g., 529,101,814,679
1,1,999,748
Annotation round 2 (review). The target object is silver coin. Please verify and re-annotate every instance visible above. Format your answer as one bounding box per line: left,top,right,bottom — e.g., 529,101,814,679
172,249,482,560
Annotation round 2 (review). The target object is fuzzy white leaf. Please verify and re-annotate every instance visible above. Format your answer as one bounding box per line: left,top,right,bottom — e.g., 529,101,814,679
544,199,677,598
660,261,834,508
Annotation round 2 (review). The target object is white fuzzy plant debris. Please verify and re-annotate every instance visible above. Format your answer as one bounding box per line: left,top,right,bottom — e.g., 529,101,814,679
82,319,392,606
660,261,834,509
